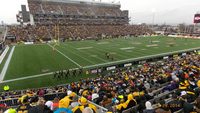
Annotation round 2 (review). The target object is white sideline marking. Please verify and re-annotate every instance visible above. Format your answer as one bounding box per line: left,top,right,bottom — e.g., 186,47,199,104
1,72,53,83
0,46,15,81
1,68,80,83
120,47,135,50
1,46,200,83
77,47,93,50
0,46,9,64
47,44,82,68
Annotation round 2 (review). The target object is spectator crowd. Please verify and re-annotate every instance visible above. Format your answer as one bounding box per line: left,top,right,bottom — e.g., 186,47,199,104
3,1,200,113
28,0,128,25
8,24,153,42
7,0,153,42
0,53,199,113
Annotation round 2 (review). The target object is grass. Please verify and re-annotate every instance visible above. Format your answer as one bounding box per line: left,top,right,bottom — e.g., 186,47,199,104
1,36,200,90
5,44,78,80
0,73,99,92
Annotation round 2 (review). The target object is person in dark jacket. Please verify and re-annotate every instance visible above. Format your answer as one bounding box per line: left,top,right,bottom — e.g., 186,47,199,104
28,97,53,113
167,94,182,112
194,97,200,112
183,101,194,113
28,105,53,113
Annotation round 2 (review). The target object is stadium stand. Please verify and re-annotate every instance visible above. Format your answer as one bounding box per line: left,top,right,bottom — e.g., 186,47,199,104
7,0,153,42
28,0,128,25
1,0,200,113
0,26,7,54
8,25,153,41
0,53,199,113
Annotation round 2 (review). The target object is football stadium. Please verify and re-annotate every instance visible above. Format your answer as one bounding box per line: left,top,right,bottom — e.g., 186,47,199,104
0,0,200,113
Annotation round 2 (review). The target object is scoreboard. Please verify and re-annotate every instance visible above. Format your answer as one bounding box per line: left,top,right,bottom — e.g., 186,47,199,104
194,14,200,23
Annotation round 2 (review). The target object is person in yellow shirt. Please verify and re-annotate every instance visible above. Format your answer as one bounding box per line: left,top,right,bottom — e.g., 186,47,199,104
72,97,97,113
179,80,189,90
115,98,127,113
59,92,77,108
125,94,137,109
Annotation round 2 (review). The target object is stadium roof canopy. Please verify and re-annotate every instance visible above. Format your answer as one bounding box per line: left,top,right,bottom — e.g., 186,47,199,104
40,0,121,7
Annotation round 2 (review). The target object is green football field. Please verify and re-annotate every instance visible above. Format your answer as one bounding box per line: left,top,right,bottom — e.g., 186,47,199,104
1,36,200,91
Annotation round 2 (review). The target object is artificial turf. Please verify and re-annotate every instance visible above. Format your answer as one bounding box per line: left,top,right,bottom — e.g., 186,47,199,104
0,47,11,73
1,36,200,90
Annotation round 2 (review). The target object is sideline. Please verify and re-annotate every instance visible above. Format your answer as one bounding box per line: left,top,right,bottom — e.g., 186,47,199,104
1,46,200,83
0,46,15,81
0,46,9,64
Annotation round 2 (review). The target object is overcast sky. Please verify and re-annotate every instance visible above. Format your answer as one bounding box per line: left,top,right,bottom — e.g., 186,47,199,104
0,0,200,25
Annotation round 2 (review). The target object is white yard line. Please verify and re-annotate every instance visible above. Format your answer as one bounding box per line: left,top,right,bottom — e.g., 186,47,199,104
0,46,9,64
92,56,107,62
87,41,126,59
146,44,158,47
77,47,93,50
1,46,200,83
120,47,135,50
83,47,200,68
47,44,82,68
0,46,15,81
61,44,95,64
64,43,108,63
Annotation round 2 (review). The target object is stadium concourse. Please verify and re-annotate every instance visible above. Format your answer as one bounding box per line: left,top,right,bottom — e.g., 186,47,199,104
0,52,200,113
